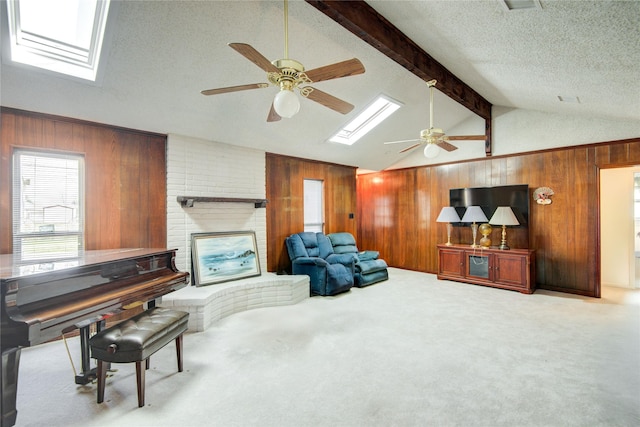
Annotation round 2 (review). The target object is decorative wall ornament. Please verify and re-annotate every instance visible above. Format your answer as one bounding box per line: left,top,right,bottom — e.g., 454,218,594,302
533,187,554,205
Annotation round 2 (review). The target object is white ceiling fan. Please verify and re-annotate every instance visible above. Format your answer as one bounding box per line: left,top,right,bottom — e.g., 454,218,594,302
384,80,487,158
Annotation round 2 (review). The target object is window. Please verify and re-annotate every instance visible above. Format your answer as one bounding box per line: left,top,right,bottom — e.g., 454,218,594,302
329,95,402,145
304,179,324,233
6,0,111,81
13,150,85,261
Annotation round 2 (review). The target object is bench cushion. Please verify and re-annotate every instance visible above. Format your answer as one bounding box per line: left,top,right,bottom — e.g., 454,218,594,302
90,307,188,363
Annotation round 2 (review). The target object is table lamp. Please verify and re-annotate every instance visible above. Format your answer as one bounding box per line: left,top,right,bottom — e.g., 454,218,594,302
436,207,461,246
489,206,520,250
461,206,488,248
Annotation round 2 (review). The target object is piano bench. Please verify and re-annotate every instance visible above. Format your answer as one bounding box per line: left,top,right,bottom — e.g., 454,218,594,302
89,307,189,407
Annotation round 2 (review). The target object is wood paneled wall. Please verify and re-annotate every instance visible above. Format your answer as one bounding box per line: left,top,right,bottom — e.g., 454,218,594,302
266,153,357,273
5,107,637,298
0,108,167,254
357,138,640,297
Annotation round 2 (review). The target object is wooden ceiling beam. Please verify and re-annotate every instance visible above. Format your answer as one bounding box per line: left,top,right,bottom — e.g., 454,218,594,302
305,0,493,155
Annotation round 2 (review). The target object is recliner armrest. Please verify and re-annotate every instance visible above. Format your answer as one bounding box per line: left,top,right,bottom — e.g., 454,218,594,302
358,251,379,261
326,253,356,265
292,257,329,267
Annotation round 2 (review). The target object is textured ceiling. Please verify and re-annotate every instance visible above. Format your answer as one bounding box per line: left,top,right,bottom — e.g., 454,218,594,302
1,0,639,171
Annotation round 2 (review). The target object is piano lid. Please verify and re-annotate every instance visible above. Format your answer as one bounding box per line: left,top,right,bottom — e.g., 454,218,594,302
0,248,179,281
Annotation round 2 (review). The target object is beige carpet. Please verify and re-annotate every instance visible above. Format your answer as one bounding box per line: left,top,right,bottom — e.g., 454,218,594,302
13,268,640,427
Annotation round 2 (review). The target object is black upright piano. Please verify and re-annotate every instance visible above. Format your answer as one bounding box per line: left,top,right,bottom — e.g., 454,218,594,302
0,248,189,427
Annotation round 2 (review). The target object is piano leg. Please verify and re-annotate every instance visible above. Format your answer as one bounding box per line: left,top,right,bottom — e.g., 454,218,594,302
74,320,106,385
1,347,21,427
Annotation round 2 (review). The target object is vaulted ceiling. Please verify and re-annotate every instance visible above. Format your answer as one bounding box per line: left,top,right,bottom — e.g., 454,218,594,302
2,0,639,171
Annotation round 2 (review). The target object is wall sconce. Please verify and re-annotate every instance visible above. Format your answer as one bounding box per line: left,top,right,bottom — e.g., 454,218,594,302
436,207,461,246
461,206,488,248
489,206,520,250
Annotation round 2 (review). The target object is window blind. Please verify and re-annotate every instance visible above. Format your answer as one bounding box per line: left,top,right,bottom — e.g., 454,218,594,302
12,149,85,261
303,179,324,233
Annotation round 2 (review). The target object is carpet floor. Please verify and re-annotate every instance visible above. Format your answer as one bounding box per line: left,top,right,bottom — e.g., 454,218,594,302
12,268,640,427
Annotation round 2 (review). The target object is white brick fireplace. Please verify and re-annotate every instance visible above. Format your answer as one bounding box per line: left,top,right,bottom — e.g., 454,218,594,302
163,135,309,330
166,134,267,276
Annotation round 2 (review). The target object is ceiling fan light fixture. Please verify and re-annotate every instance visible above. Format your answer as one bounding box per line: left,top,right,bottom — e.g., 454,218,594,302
424,143,440,159
274,88,300,118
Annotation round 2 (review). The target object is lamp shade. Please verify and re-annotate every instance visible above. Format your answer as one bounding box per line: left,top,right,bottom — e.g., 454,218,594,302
273,89,300,118
461,206,488,223
423,143,440,158
489,206,520,226
436,207,461,223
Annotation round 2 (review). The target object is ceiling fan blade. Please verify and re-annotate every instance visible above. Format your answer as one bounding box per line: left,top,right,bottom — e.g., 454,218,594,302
437,140,458,152
383,138,421,145
445,135,487,141
228,43,280,73
399,143,422,153
304,58,365,83
304,87,354,114
267,103,282,122
201,83,269,96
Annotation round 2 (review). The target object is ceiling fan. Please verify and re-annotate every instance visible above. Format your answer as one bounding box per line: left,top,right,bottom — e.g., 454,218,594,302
200,0,365,122
384,80,487,158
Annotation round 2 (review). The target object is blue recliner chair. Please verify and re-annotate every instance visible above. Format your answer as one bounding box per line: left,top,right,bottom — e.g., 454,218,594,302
285,232,355,296
328,232,389,287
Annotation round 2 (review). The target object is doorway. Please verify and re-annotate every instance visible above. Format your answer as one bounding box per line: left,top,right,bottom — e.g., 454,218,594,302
600,166,640,289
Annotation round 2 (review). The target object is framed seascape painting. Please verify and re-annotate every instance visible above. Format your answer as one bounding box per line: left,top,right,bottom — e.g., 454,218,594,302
191,231,261,286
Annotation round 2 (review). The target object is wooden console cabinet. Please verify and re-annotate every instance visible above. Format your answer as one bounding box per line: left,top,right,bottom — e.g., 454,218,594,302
437,244,536,294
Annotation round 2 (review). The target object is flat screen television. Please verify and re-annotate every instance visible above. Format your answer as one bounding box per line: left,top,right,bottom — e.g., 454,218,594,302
449,184,529,227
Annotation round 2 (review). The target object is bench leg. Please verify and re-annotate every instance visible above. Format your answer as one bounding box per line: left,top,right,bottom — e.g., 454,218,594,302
135,360,145,407
175,334,183,372
97,360,107,404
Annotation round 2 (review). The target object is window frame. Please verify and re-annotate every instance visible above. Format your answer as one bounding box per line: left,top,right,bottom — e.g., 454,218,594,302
12,148,86,261
303,179,325,233
5,0,112,82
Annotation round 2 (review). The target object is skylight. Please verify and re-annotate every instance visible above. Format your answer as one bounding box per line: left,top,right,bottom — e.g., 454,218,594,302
6,0,111,81
329,95,402,146
557,95,581,103
500,0,542,11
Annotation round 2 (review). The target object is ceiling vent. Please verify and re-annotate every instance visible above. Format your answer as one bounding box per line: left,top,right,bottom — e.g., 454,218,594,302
500,0,542,11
